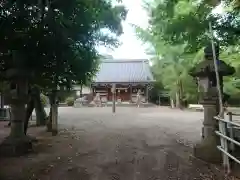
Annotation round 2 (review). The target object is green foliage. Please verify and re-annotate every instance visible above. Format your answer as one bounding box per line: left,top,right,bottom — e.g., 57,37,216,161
65,97,75,106
134,0,240,106
0,0,127,91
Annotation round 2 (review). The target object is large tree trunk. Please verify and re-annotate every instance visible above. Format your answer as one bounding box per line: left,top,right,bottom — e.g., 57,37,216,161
51,102,58,136
46,107,52,132
170,98,175,108
80,84,83,97
33,87,47,126
46,93,53,132
51,91,58,136
175,92,181,108
46,91,57,133
175,80,184,109
0,92,4,108
24,97,34,135
46,91,58,135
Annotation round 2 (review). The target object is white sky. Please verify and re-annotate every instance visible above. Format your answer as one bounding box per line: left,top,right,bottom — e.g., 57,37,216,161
98,0,149,59
97,0,223,60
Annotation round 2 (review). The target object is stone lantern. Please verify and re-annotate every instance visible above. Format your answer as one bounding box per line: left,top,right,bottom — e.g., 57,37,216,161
189,44,235,163
0,50,33,156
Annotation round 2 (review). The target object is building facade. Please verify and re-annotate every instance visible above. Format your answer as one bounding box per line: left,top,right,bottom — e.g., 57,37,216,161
91,59,154,103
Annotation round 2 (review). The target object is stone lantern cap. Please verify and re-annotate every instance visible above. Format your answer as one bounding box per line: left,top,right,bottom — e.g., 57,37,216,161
189,44,235,77
189,59,235,77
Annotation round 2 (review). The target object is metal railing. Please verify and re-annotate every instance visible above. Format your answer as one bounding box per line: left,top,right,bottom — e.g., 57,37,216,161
215,112,240,173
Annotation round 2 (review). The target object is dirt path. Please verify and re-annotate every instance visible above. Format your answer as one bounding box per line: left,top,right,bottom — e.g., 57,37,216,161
0,107,237,180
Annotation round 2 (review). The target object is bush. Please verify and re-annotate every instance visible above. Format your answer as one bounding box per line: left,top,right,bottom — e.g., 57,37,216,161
66,97,75,106
40,94,49,107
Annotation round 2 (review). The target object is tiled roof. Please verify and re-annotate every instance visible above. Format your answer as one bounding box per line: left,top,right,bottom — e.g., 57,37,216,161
93,59,154,83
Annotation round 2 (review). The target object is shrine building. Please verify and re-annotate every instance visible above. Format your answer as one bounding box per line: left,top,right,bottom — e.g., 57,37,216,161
91,59,154,103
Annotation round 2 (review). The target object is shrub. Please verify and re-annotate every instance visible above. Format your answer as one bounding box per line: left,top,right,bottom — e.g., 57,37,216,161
66,97,75,106
40,94,49,107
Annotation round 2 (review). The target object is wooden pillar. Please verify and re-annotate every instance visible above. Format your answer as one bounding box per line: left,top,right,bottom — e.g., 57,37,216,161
92,86,95,101
107,85,109,101
129,84,132,102
112,84,116,113
145,84,149,103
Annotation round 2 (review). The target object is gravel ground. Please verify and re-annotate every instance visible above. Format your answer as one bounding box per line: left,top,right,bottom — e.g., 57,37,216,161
0,107,238,180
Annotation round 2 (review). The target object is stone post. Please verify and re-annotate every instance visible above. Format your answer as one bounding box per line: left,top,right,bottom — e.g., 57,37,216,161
194,97,222,163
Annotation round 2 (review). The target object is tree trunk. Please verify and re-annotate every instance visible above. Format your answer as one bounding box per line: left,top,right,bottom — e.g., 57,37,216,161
175,92,181,108
80,84,83,98
46,91,58,134
0,92,4,108
179,80,184,109
51,102,58,136
33,88,47,126
51,91,58,136
170,98,175,108
46,93,54,132
24,97,34,135
46,107,52,132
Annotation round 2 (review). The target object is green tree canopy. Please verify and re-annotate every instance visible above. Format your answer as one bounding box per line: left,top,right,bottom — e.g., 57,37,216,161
0,0,127,89
134,0,240,106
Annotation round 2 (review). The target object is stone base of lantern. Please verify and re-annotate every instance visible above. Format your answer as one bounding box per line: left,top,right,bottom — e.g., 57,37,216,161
193,136,222,163
0,135,36,157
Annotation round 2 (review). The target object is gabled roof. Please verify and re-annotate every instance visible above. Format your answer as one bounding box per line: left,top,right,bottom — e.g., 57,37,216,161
93,59,154,84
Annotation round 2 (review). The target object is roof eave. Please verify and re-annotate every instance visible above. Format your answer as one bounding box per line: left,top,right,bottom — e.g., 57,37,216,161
91,80,155,85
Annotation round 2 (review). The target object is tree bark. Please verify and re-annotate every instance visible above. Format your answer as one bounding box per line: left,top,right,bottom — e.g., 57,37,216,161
51,91,58,136
34,90,47,126
24,97,34,135
0,92,4,108
46,107,52,132
46,92,56,132
80,84,83,98
170,98,175,108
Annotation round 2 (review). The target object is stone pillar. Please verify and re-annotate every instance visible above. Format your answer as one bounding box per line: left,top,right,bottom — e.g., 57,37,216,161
194,97,222,163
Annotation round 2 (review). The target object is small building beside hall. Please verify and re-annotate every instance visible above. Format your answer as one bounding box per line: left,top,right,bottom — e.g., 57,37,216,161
91,59,154,103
